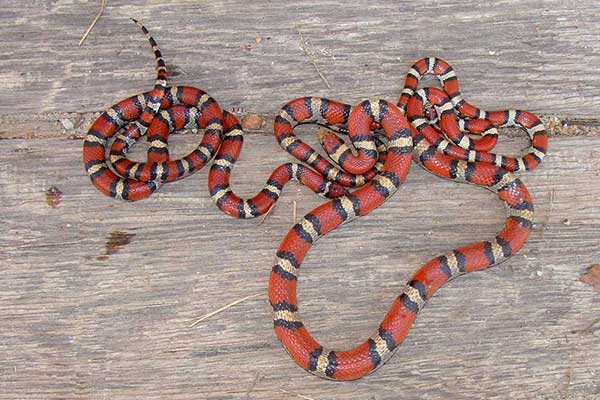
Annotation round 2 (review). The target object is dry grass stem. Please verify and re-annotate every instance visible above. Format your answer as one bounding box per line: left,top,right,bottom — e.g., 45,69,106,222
189,293,262,327
549,188,555,215
540,188,555,237
280,389,317,400
79,0,107,46
571,317,600,334
568,366,574,386
243,372,261,399
292,200,297,225
295,24,331,89
259,203,276,225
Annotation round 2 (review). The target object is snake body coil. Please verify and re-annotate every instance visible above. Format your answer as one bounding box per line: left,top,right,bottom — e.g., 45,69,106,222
83,20,383,215
268,60,547,380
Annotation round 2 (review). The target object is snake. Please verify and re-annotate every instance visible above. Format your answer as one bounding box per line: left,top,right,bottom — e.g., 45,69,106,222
268,60,548,380
399,57,548,171
83,19,225,200
82,21,549,381
83,20,391,216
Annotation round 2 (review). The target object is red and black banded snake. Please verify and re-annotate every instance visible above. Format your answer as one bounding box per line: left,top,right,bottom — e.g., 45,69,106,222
268,61,547,379
83,21,221,200
82,22,548,380
83,20,384,215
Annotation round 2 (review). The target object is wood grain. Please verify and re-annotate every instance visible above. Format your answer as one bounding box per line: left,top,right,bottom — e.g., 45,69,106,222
1,0,599,398
0,0,599,125
1,133,599,399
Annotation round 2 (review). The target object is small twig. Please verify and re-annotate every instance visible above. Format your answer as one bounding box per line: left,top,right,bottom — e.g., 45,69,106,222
189,293,262,327
280,389,317,400
571,317,600,335
292,200,297,225
258,203,276,225
79,0,107,46
295,24,331,89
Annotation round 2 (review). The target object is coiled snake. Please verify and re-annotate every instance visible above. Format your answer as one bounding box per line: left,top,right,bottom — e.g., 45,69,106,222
83,19,374,213
268,58,547,380
82,22,548,380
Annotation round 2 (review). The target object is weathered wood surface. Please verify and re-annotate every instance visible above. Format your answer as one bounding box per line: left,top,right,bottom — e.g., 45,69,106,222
1,133,599,399
1,0,600,399
0,0,600,140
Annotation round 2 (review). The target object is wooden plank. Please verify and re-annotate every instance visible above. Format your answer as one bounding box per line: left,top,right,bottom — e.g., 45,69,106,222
2,0,599,398
2,110,600,141
0,0,599,126
1,133,598,399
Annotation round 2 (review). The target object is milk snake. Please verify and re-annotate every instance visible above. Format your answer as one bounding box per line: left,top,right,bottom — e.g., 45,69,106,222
82,22,548,380
268,61,547,379
83,20,380,215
